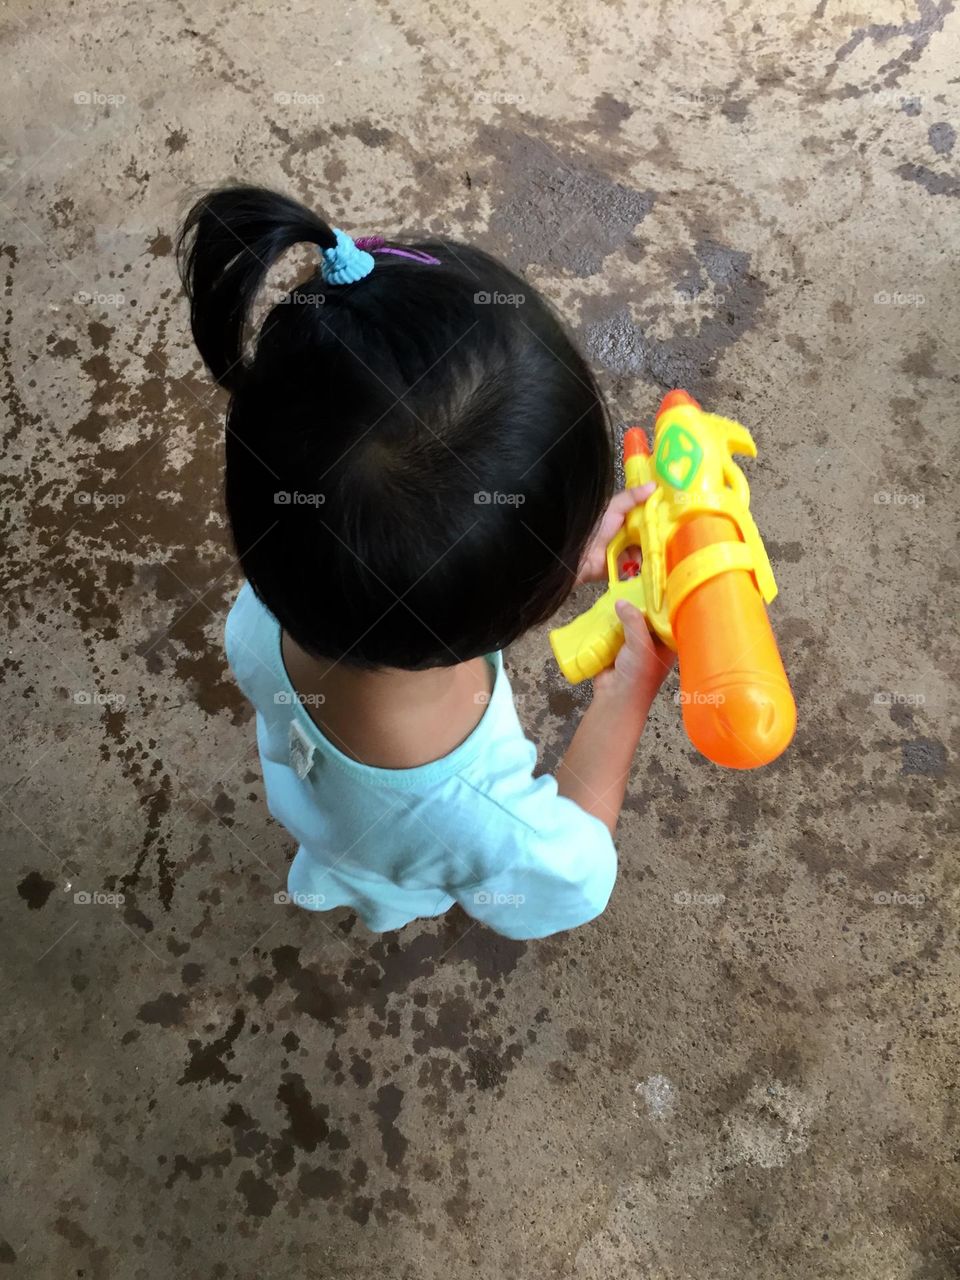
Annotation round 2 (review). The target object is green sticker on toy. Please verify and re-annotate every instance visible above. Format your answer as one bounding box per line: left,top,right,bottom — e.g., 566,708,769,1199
655,422,703,490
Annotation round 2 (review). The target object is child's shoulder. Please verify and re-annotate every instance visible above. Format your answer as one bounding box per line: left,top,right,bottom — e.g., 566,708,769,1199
224,581,280,689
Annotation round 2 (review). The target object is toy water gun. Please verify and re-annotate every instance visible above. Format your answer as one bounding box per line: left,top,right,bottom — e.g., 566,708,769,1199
549,391,796,769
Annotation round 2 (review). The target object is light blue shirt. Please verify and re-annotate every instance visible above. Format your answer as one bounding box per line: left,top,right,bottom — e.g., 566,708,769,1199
225,583,617,939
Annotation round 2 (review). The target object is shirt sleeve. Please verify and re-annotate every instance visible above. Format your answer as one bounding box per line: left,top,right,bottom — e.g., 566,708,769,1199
450,770,618,940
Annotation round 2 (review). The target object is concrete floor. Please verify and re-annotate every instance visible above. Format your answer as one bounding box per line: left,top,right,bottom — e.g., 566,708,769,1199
2,1,958,1276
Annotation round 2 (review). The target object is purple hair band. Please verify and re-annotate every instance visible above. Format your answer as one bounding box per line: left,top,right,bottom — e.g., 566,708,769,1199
354,234,441,265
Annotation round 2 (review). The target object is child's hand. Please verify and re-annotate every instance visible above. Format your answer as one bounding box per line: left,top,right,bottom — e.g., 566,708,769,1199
593,599,675,705
575,483,656,585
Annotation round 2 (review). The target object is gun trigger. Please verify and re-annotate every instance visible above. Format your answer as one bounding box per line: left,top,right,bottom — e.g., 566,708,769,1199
605,526,630,585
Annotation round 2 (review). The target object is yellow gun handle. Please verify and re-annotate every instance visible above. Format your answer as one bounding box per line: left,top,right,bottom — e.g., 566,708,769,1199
549,575,646,683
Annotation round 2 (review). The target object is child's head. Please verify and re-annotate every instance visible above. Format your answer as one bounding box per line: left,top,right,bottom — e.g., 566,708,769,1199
178,185,613,669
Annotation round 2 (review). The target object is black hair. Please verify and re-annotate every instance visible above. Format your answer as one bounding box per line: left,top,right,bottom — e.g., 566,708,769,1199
177,184,613,669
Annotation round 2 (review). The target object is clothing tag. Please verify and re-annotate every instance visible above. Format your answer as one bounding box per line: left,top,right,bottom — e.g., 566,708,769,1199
288,719,316,781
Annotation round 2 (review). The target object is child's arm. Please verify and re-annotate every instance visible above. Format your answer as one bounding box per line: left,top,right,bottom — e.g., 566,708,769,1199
557,599,675,835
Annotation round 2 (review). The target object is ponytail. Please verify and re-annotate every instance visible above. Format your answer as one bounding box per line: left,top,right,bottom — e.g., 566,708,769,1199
176,185,336,392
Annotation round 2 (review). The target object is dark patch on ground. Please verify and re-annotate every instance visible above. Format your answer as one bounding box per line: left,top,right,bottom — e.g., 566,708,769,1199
298,1164,345,1200
277,1073,334,1152
901,738,947,776
589,93,633,136
896,162,960,198
928,122,956,154
17,870,55,909
371,1083,408,1170
583,239,766,391
236,1169,278,1217
767,541,803,563
178,1008,245,1086
827,3,955,90
475,127,653,275
137,991,189,1026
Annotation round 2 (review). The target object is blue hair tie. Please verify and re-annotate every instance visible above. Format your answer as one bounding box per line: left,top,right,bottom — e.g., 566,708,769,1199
320,228,376,285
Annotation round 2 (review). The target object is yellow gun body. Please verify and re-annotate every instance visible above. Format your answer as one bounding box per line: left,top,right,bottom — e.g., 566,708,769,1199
550,391,795,769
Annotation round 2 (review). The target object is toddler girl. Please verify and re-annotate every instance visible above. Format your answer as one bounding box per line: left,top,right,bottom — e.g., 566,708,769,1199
177,185,673,940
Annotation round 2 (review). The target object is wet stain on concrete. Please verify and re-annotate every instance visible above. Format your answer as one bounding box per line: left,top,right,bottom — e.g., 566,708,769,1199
17,870,55,909
928,122,956,155
477,128,654,275
583,239,766,391
895,162,960,198
901,738,947,776
178,1009,246,1086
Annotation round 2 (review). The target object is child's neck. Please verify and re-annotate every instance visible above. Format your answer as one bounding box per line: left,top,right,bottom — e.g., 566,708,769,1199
280,631,494,769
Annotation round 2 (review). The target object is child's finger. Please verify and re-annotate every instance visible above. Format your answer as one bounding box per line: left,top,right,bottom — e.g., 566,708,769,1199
576,485,656,584
615,599,676,676
615,598,654,651
595,484,655,541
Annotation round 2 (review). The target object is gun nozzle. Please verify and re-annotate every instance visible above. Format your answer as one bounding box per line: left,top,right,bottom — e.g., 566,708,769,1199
623,427,650,459
657,389,700,417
